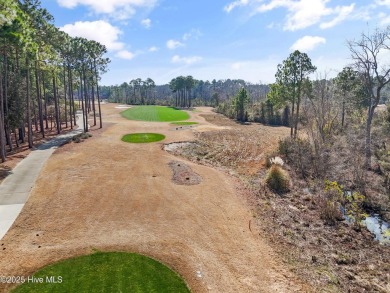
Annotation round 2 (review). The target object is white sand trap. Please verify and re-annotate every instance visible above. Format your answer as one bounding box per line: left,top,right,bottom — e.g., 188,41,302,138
193,125,231,132
115,105,132,109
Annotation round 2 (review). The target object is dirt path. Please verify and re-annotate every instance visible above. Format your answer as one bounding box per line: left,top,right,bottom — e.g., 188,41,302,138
0,105,311,292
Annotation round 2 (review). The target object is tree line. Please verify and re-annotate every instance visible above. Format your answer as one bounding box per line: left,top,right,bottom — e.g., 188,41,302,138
0,0,109,162
106,78,156,105
103,77,269,108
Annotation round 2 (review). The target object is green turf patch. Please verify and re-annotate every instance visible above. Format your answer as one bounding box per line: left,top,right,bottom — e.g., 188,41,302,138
121,133,165,143
121,106,190,122
170,122,198,125
13,252,190,293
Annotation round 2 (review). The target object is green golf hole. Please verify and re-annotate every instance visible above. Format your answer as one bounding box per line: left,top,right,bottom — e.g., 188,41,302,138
13,252,190,293
121,106,190,122
121,133,166,143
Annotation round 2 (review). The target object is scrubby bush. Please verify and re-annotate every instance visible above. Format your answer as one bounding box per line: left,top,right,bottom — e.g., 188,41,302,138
81,132,90,139
318,181,344,225
72,132,92,143
278,137,331,179
319,199,343,226
345,191,366,230
266,165,290,194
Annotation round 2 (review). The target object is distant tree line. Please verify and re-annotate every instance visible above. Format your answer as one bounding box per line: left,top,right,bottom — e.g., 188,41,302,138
101,78,269,108
104,78,156,105
0,0,109,162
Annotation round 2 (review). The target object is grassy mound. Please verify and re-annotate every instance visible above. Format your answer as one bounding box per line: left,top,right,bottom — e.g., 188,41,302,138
121,106,189,122
13,252,190,293
171,122,198,125
122,133,165,143
266,165,290,194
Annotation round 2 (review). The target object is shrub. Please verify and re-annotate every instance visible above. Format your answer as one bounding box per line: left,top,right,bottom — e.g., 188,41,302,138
81,132,90,139
318,181,344,225
319,198,343,225
345,191,366,230
278,137,331,179
266,165,290,194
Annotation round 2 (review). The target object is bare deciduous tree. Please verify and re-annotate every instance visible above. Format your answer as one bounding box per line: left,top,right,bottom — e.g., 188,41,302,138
348,27,390,169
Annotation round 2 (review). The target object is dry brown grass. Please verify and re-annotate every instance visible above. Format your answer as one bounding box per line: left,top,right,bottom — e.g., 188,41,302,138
189,113,289,176
196,130,267,167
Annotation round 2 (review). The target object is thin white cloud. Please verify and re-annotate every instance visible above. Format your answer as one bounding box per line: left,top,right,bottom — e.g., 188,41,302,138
182,29,202,41
166,39,184,50
57,0,157,20
252,0,355,31
320,4,355,29
376,0,390,7
149,46,159,52
290,36,326,52
224,0,249,13
141,18,151,29
171,55,202,65
60,20,124,51
116,50,135,60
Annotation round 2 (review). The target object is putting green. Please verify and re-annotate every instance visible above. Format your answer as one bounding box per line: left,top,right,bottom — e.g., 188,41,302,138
171,122,198,125
121,106,190,122
121,133,165,143
13,252,190,293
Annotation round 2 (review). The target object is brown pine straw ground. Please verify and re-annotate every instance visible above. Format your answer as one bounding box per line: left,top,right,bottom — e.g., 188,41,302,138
0,105,312,292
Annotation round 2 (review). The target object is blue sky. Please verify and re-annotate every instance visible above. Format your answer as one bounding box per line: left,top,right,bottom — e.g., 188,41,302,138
41,0,390,85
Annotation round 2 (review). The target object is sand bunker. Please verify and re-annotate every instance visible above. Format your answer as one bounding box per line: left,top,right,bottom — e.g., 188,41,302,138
115,105,132,109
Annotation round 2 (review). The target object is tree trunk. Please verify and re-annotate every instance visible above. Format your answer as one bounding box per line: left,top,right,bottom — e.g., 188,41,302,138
82,67,88,132
26,63,33,148
14,130,19,148
90,66,96,126
294,87,301,139
35,61,44,138
290,97,295,138
94,60,102,129
0,72,6,162
42,73,48,129
67,66,73,129
63,65,68,128
4,54,13,152
52,74,60,135
365,106,375,169
341,100,345,128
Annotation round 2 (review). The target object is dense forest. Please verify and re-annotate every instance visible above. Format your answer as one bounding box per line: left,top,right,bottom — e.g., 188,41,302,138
0,0,109,162
101,77,269,108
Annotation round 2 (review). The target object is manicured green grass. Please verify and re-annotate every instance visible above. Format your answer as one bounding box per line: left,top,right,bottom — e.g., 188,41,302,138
13,252,190,293
121,133,165,143
170,121,198,125
121,106,190,122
